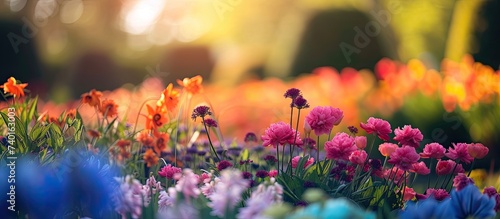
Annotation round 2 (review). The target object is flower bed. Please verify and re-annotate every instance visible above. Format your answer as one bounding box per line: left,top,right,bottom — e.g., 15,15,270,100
0,70,499,218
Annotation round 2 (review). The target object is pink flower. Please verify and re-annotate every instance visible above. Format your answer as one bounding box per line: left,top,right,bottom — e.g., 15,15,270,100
388,146,420,171
354,136,367,149
349,150,368,165
453,173,474,191
360,117,392,141
420,143,446,159
445,143,474,164
393,125,423,148
324,132,357,161
436,159,456,175
467,143,489,159
200,172,212,184
378,143,399,157
268,170,278,177
305,106,344,136
291,156,314,169
261,122,302,147
384,167,407,185
158,164,182,179
401,187,416,201
425,188,450,201
410,161,430,175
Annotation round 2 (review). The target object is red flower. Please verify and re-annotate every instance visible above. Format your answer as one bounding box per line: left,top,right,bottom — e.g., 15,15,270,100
446,143,474,164
388,146,420,171
1,77,28,97
393,125,423,148
349,150,368,165
360,117,392,141
158,164,182,179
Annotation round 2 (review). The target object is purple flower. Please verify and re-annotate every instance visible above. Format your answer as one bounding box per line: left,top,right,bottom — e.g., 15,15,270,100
244,132,258,143
452,173,474,191
191,105,211,120
217,160,233,171
203,118,218,128
256,170,269,179
237,180,283,219
208,169,249,217
284,88,301,99
292,95,310,109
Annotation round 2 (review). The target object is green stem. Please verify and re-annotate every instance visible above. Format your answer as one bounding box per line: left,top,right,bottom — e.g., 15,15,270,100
288,109,301,173
427,159,434,188
202,117,220,162
467,159,476,177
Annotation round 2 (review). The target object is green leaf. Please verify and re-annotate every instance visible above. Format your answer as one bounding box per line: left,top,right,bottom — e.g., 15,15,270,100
47,123,64,152
240,149,249,161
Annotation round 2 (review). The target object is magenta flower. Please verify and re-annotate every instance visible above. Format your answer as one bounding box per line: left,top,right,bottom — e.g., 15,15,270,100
305,106,344,136
261,122,302,147
292,156,315,169
420,143,446,159
388,146,420,171
324,132,357,161
393,125,423,148
217,160,233,171
453,173,474,191
410,161,430,175
467,143,489,159
446,143,474,164
360,117,392,141
158,164,182,179
268,170,278,178
349,150,368,165
425,188,450,201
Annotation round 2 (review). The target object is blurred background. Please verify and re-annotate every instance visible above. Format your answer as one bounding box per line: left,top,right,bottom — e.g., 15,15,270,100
1,0,498,99
1,0,500,168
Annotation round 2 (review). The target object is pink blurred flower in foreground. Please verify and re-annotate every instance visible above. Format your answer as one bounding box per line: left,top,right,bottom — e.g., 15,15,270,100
261,122,302,147
360,117,392,141
324,132,357,161
175,169,201,199
354,136,367,149
349,150,368,165
158,164,182,179
291,156,315,169
420,143,446,159
410,161,430,175
393,125,423,148
379,143,399,157
446,143,474,164
388,146,420,171
305,106,344,136
467,143,489,159
208,169,249,217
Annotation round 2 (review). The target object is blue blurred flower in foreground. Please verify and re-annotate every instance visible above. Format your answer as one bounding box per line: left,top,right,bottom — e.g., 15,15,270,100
1,149,118,218
400,184,496,219
287,198,376,219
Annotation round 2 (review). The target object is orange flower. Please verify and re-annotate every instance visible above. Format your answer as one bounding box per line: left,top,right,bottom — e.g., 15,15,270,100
158,83,180,111
146,104,168,130
136,130,154,147
99,99,118,118
48,116,65,128
116,139,131,149
144,149,159,167
177,75,203,95
0,77,28,97
154,132,170,154
66,109,77,120
81,89,103,107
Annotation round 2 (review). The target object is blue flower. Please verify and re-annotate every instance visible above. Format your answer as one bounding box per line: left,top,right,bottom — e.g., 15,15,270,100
400,184,496,219
287,198,376,219
446,184,496,219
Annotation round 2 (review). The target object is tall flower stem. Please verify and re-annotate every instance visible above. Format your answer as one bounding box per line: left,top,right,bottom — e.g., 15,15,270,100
427,159,435,188
202,117,220,162
276,143,280,173
441,163,458,189
288,109,301,173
